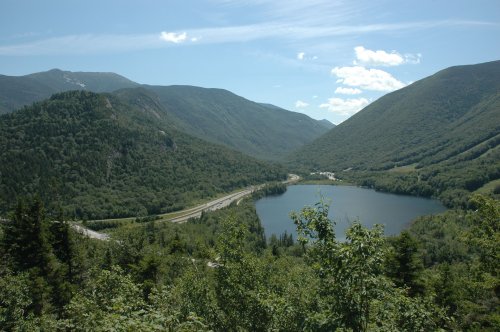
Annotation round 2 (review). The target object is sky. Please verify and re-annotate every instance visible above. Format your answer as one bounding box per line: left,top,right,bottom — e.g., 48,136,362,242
1,0,499,124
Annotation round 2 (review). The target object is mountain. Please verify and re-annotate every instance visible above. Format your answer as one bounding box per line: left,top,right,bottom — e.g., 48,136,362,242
318,119,336,129
0,69,139,114
0,69,332,160
145,85,333,160
289,60,500,205
0,90,286,219
259,103,335,129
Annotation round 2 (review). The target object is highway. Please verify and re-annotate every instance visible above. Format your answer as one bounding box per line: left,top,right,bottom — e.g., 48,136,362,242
168,186,259,223
72,174,300,238
168,173,300,223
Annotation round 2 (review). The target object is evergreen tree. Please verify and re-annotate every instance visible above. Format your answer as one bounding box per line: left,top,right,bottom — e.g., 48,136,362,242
387,231,425,295
3,198,50,272
2,198,58,314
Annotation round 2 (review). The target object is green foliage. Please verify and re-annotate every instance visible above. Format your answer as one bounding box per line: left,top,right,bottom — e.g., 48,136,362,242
1,192,498,331
386,231,425,296
467,194,500,275
370,287,449,332
2,198,53,273
407,195,500,330
251,182,287,199
290,201,444,331
62,266,147,331
214,216,271,330
269,231,295,257
192,198,267,254
0,272,35,330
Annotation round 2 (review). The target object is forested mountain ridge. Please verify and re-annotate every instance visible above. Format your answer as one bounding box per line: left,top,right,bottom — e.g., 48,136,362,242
289,60,500,206
146,85,333,160
0,90,286,219
0,69,332,160
0,69,139,114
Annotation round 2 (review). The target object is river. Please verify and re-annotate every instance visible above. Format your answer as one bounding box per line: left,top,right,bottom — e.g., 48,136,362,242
255,185,446,240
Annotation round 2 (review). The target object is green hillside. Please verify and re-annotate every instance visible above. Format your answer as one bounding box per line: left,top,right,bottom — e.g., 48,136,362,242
0,69,138,114
0,90,285,219
289,60,500,205
144,85,333,160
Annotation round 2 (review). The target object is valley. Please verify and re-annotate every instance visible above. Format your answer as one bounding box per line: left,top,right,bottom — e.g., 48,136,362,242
0,61,498,331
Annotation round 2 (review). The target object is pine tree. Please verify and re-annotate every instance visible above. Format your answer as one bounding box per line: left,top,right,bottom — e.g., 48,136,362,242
3,198,53,273
2,198,65,314
388,231,425,296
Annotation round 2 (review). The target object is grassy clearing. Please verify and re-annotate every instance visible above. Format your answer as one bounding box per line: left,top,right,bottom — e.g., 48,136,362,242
388,164,417,173
474,178,500,195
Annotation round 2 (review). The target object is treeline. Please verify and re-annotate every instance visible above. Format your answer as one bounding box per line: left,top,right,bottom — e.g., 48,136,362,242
1,195,498,330
251,182,287,199
337,145,500,208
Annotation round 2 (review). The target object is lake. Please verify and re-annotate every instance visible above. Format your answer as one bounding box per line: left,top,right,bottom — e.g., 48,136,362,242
255,185,446,240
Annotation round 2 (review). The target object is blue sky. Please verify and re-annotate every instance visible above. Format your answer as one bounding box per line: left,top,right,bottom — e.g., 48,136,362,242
1,0,499,124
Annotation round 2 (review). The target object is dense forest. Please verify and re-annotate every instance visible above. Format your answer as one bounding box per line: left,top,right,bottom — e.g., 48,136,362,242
0,193,498,331
0,90,286,219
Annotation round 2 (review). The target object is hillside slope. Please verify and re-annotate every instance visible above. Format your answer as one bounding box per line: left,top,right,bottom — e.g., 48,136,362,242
289,60,500,205
0,90,285,219
0,69,139,114
143,85,333,160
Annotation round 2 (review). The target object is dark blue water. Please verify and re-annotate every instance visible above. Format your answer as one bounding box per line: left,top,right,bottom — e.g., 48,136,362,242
255,185,446,240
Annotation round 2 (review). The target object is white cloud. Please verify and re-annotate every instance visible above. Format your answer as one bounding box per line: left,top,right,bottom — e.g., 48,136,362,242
335,87,362,95
331,66,405,92
354,46,404,66
404,53,422,64
354,46,422,66
159,31,187,43
295,100,309,108
297,52,319,61
319,97,369,116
